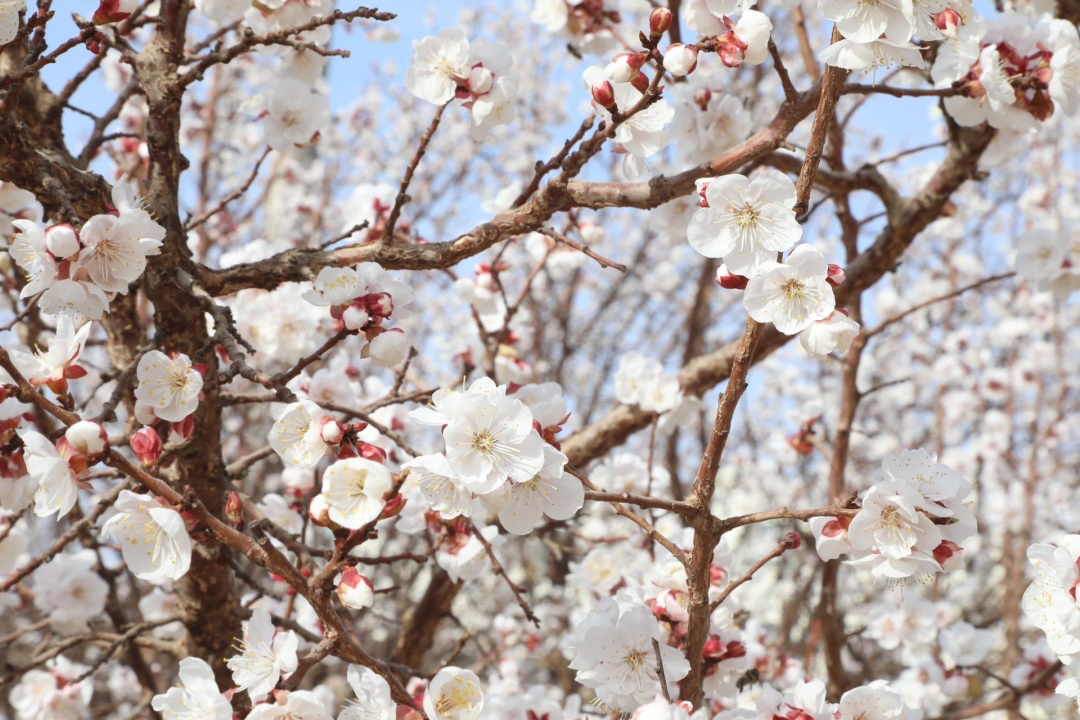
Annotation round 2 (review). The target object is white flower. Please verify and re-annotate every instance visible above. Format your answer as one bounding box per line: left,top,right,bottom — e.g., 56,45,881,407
339,665,394,720
302,266,360,307
838,681,907,719
670,90,749,162
101,490,192,582
408,378,504,428
820,38,926,71
744,245,836,334
247,690,330,720
10,659,93,720
530,0,568,33
8,316,91,389
848,481,942,559
226,609,299,703
1022,536,1080,660
65,420,107,457
735,10,773,65
0,0,27,45
264,79,330,153
194,0,251,24
150,657,233,720
569,602,690,710
499,444,583,535
686,170,802,276
18,429,79,518
367,330,410,368
1050,41,1080,116
32,551,108,632
820,0,915,44
321,457,392,529
443,393,546,492
423,666,484,720
404,453,473,519
800,310,860,359
76,184,165,293
435,524,502,583
881,448,964,514
9,219,57,299
38,279,110,319
939,621,995,668
468,78,518,141
134,351,203,423
1015,226,1068,287
614,352,665,407
269,400,333,469
406,29,471,105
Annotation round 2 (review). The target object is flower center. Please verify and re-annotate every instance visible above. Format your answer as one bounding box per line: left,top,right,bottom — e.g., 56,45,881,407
348,469,369,497
434,678,480,718
166,363,190,391
624,648,649,671
734,206,759,229
781,278,805,299
880,506,906,529
471,432,496,455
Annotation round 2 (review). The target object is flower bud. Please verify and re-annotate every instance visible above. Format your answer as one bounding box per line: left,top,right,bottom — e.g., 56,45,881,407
663,44,698,77
319,418,344,445
649,7,673,38
170,414,195,442
342,305,371,331
782,531,802,549
380,492,407,519
467,65,494,95
826,264,846,287
695,178,711,207
308,493,337,528
630,71,650,93
717,32,748,68
130,426,163,467
45,224,81,259
225,490,245,529
715,264,749,290
337,567,375,609
607,52,646,83
367,329,410,368
65,420,108,459
932,7,962,38
591,79,616,110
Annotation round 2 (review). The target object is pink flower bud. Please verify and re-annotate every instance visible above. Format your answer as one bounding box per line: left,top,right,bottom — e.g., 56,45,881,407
337,567,375,609
170,414,195,442
93,0,132,25
591,79,616,110
630,71,650,93
649,7,673,38
65,420,108,459
715,264,749,290
695,178,711,207
663,44,699,77
381,493,407,519
826,264,846,287
320,418,344,445
130,426,162,467
717,32,748,68
45,224,81,259
782,531,802,549
932,7,962,38
357,442,387,464
607,52,646,83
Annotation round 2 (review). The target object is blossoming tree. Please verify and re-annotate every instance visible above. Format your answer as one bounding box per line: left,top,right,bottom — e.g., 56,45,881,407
0,0,1078,718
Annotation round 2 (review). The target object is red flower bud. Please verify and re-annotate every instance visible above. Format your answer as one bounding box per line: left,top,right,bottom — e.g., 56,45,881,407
649,7,673,38
630,71,650,93
783,531,802,549
591,80,616,110
716,264,749,290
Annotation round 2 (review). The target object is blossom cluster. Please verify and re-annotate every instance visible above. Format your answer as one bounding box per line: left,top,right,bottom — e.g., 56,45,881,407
810,449,976,581
406,29,518,141
406,377,584,535
1023,535,1080,709
7,182,164,319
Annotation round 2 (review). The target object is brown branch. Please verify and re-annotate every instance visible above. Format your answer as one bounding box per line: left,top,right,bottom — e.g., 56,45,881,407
381,102,448,243
536,227,627,272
